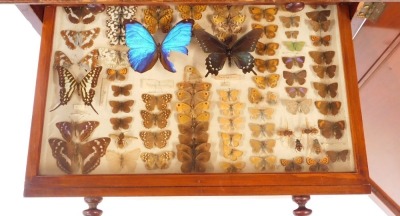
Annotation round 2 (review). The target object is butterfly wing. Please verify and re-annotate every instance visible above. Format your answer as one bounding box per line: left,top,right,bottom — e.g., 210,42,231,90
48,138,75,174
79,137,111,174
155,130,172,148
156,109,171,129
248,87,263,104
50,66,78,112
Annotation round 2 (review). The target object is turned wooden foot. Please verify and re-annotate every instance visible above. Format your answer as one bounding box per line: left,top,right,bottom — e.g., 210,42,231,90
83,197,103,216
292,195,312,216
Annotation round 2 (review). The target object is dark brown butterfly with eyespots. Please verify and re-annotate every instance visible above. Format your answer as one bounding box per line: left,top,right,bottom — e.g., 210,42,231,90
254,58,279,73
310,35,331,46
140,151,175,170
312,65,336,78
315,101,341,115
280,157,303,172
193,27,263,76
140,109,171,129
326,150,349,162
318,119,345,139
282,56,305,69
64,5,105,24
283,70,307,86
177,142,210,173
285,31,299,39
279,16,300,28
306,10,331,22
313,82,338,98
251,23,278,39
139,130,171,149
111,84,132,97
142,93,172,111
109,100,134,113
110,117,133,130
309,20,331,32
306,157,329,172
309,51,335,64
106,68,128,81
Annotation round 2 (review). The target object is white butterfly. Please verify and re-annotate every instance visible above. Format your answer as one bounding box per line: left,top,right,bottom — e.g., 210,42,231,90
105,149,141,173
284,99,312,114
98,48,130,69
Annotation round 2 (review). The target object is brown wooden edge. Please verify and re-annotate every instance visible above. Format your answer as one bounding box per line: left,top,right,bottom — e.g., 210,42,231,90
24,4,371,197
370,179,400,216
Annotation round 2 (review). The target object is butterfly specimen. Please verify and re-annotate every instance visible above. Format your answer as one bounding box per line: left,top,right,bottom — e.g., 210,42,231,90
140,109,171,129
192,27,263,76
106,6,137,46
60,28,100,50
248,107,274,120
283,70,307,86
309,20,331,32
283,41,306,52
53,51,73,69
55,121,99,143
178,121,209,136
254,58,279,73
249,6,278,22
221,132,242,147
211,5,245,41
109,132,137,148
309,51,335,64
140,151,175,170
251,24,278,39
218,102,245,116
142,6,174,34
250,156,277,171
285,99,312,114
54,50,98,71
111,84,132,97
219,161,246,173
302,127,319,135
266,91,278,105
106,149,141,173
312,65,336,78
326,150,349,162
177,112,210,125
176,101,210,115
318,119,345,139
218,117,244,131
141,93,172,111
294,139,303,152
249,123,275,137
315,101,341,115
179,130,209,145
252,74,280,89
109,100,134,113
139,130,171,149
98,48,130,69
282,56,305,69
64,5,105,24
106,68,128,81
110,117,133,130
280,157,303,172
125,19,194,73
312,139,322,154
250,139,275,153
50,66,102,114
176,89,210,105
285,87,308,98
255,42,279,56
217,89,240,102
222,145,243,161
285,31,299,39
176,5,207,20
248,87,263,104
313,82,338,98
310,35,331,47
177,81,212,93
306,157,329,172
306,10,331,22
280,16,300,28
183,65,203,82
177,142,210,173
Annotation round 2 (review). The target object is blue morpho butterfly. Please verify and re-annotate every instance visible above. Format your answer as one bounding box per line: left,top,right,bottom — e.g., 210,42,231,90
125,19,194,73
192,28,263,77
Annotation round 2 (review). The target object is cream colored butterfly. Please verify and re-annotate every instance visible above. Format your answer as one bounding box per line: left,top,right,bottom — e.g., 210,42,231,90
284,99,312,114
248,107,274,120
218,117,245,131
105,149,141,173
249,123,275,137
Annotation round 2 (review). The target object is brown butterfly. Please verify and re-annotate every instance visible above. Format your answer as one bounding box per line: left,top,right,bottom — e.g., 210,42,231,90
219,161,246,173
109,100,134,113
142,93,172,111
318,119,345,139
315,101,341,115
110,117,133,130
179,133,209,146
177,112,210,125
306,157,329,172
111,84,132,97
312,139,322,154
176,81,212,93
55,121,99,143
177,142,210,173
178,121,209,136
309,51,335,64
302,127,319,135
221,132,242,147
280,157,303,172
279,16,300,28
277,129,293,137
250,156,276,171
285,31,299,39
254,58,279,73
139,130,171,149
143,6,174,34
249,123,275,137
106,68,128,81
219,102,245,116
326,150,349,162
248,87,264,104
140,151,175,170
283,70,307,86
64,5,105,24
251,23,278,39
266,91,278,105
282,56,305,69
249,6,278,22
223,145,243,161
309,20,331,32
255,42,279,56
313,65,336,78
176,89,210,105
140,109,171,129
60,28,100,50
306,10,331,22
294,139,303,152
310,35,331,46
109,132,137,149
250,139,275,153
313,82,338,98
252,74,280,89
217,89,240,102
53,50,73,69
176,5,207,20
285,87,308,98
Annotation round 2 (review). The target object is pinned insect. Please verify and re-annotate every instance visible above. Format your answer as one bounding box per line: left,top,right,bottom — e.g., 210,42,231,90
294,139,303,152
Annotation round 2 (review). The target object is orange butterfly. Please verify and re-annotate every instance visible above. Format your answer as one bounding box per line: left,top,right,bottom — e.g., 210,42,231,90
254,58,279,73
106,68,128,81
248,87,264,104
310,35,331,46
318,119,345,139
255,42,279,56
249,123,275,137
250,139,275,153
314,101,341,115
251,23,278,39
280,157,303,172
249,6,278,22
250,155,276,171
252,74,280,89
306,157,329,172
313,82,338,98
285,30,299,39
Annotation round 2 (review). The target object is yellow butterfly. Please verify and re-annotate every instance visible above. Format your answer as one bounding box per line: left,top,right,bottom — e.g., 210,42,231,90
250,139,275,154
250,155,276,171
176,5,207,20
251,23,278,39
139,130,171,149
140,109,171,129
217,89,240,102
219,161,246,173
222,145,243,161
252,74,280,89
176,112,210,125
248,87,264,104
143,6,174,34
142,93,172,111
218,102,245,116
176,89,210,104
218,117,244,131
220,132,242,147
249,123,275,137
140,151,175,170
280,157,303,172
175,101,210,115
248,107,274,120
266,91,278,105
106,68,128,81
248,7,278,22
255,42,279,56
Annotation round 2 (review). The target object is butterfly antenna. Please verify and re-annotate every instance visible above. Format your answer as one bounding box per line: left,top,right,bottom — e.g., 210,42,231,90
50,103,62,112
90,104,99,114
